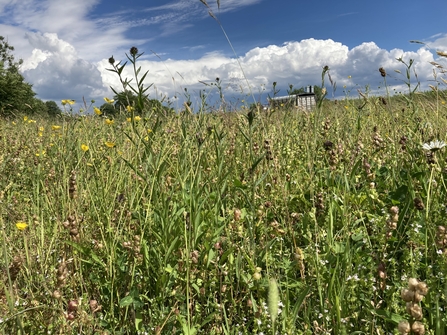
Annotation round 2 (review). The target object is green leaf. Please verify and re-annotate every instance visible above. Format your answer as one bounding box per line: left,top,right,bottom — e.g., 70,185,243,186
135,310,143,330
233,179,247,189
119,295,134,307
64,240,105,268
371,309,406,324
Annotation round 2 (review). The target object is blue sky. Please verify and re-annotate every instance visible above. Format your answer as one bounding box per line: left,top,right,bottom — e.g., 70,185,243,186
0,0,446,110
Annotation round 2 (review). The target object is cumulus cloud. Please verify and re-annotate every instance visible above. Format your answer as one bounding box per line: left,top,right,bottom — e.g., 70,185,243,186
1,0,445,109
97,38,444,108
22,32,108,101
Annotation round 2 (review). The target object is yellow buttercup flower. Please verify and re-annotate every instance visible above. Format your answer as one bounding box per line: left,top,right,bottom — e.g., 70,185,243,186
94,107,102,115
23,116,28,122
134,116,141,122
126,117,131,122
81,144,89,152
105,141,116,148
104,97,114,104
61,99,75,105
16,222,28,230
126,105,134,112
105,118,114,125
52,125,61,131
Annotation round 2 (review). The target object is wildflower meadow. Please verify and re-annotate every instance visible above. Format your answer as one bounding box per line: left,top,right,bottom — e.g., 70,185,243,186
1,6,447,334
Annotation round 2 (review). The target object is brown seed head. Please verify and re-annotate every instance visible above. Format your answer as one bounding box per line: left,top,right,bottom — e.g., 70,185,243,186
408,278,419,291
130,46,138,56
401,288,414,302
108,56,115,65
411,321,425,335
397,320,410,334
379,67,386,77
409,303,423,320
416,281,428,296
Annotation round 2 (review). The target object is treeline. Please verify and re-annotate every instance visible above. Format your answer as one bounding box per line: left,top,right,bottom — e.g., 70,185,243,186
0,36,63,116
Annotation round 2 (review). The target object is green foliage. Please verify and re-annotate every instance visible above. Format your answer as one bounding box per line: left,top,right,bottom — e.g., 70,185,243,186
100,102,119,116
0,36,38,116
44,100,62,116
2,42,447,335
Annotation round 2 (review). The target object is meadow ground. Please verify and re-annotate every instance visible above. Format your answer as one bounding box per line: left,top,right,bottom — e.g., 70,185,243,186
1,66,447,335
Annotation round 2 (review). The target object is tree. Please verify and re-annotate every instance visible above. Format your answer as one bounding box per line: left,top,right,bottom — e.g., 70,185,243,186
100,102,118,116
45,100,62,116
0,36,39,115
113,89,174,116
114,90,138,112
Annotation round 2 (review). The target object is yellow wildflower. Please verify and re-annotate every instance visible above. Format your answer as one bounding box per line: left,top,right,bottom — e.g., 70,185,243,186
105,141,116,148
61,99,75,105
52,125,61,130
23,116,28,122
104,97,114,104
134,116,141,122
126,117,131,122
126,105,134,112
81,144,89,152
16,222,28,230
105,118,114,125
94,107,102,115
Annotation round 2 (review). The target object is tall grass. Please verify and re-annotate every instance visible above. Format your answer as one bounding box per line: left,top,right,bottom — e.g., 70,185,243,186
1,42,447,335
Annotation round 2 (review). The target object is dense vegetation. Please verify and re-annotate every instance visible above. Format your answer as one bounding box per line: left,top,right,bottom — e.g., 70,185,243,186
1,30,447,335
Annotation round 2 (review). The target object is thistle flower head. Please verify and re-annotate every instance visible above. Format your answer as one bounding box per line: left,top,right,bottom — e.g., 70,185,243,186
130,46,138,56
108,55,115,64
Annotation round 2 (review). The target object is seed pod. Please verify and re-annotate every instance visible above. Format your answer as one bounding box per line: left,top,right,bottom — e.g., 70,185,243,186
401,288,414,302
408,278,419,291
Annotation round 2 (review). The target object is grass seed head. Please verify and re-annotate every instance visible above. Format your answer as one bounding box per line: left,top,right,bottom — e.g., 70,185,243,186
268,278,279,324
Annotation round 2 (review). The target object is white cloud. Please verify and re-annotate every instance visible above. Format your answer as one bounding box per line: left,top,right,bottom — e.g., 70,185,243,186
429,33,447,51
97,38,443,108
1,0,445,109
22,32,108,101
